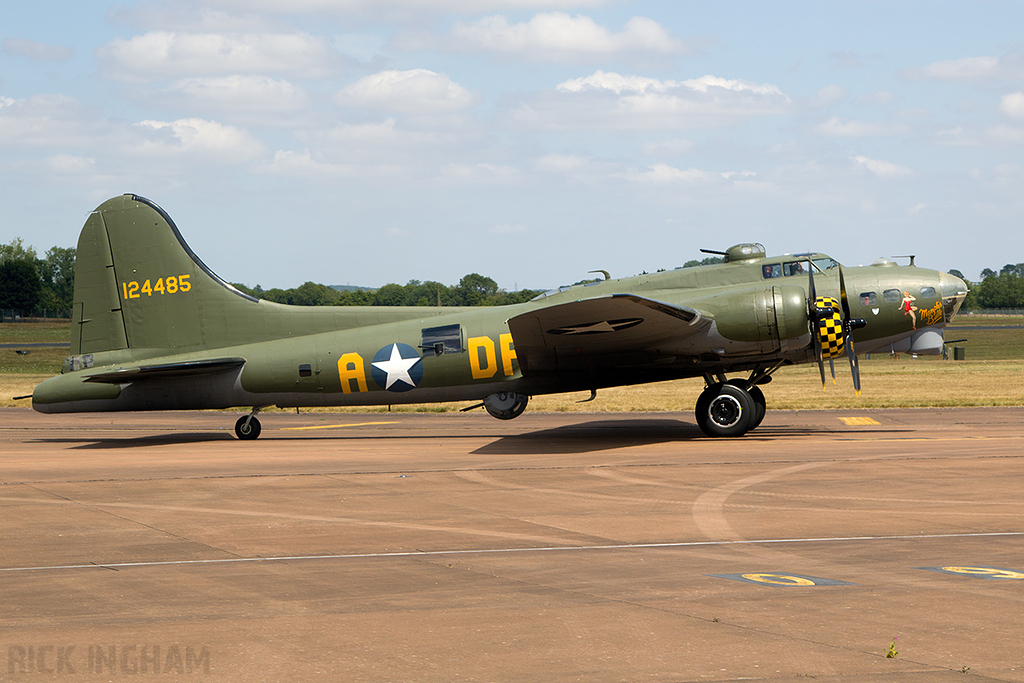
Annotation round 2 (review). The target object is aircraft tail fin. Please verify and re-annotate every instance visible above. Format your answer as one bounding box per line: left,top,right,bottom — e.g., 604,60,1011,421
71,194,259,356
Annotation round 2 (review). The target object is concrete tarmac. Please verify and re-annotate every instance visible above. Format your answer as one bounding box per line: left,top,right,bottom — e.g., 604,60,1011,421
2,406,1022,682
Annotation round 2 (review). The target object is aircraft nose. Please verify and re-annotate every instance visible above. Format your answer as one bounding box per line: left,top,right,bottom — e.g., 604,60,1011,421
939,271,969,323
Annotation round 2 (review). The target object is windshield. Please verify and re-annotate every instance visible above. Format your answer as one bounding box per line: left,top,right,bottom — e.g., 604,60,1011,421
812,257,840,272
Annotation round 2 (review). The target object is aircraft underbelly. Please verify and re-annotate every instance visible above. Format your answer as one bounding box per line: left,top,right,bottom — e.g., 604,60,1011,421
855,326,945,356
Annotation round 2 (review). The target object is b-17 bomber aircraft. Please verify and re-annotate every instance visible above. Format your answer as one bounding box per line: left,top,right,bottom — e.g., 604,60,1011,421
31,194,969,439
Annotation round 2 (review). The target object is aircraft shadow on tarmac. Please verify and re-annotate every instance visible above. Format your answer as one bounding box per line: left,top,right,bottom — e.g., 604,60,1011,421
470,420,913,455
35,433,236,449
32,419,908,452
467,419,834,455
470,419,699,455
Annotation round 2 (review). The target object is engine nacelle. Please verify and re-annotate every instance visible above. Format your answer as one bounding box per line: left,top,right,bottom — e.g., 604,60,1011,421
700,285,808,347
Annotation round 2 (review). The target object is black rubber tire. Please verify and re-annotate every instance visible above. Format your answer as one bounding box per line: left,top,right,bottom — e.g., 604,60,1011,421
695,383,718,434
483,392,529,420
726,380,766,431
235,415,262,440
696,383,756,437
748,385,767,430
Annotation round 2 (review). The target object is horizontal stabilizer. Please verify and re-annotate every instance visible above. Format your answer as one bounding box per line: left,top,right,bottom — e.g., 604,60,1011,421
508,294,710,375
84,358,245,384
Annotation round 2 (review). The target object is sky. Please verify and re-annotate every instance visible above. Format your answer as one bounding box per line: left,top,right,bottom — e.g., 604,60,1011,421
2,1,1023,291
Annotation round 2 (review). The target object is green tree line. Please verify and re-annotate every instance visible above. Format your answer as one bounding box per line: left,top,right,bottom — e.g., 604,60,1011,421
0,239,75,313
949,266,1024,310
0,238,541,315
231,273,542,307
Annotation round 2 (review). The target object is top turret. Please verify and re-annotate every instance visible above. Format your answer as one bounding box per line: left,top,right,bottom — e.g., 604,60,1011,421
725,243,766,263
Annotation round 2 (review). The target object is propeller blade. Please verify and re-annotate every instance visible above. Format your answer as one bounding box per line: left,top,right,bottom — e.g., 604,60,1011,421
829,358,837,385
846,333,862,395
838,264,851,319
806,257,827,388
808,262,816,300
838,263,863,395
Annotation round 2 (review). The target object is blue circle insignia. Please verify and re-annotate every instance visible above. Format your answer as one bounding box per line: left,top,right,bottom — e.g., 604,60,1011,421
370,343,424,392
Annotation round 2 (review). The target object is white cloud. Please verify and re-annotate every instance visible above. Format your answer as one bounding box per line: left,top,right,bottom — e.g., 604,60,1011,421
440,162,521,183
441,13,685,62
2,38,73,61
987,125,1024,144
534,154,587,172
557,71,784,98
96,31,342,82
641,138,693,156
624,164,757,184
45,154,96,174
852,155,912,177
858,90,896,105
204,0,604,15
815,117,906,137
512,70,790,130
320,118,462,148
813,85,847,105
999,92,1024,119
336,69,478,113
0,95,112,148
167,76,309,115
917,56,1000,81
639,165,708,182
264,149,358,177
134,118,264,161
907,54,1024,82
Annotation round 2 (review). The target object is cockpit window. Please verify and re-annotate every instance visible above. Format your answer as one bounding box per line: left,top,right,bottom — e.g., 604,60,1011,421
812,257,840,272
762,263,782,279
783,261,805,276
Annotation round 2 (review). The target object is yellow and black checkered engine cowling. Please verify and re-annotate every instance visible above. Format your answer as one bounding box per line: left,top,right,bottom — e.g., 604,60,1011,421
814,296,844,359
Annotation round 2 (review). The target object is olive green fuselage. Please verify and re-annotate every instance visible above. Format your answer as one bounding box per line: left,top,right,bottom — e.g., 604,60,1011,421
32,196,968,416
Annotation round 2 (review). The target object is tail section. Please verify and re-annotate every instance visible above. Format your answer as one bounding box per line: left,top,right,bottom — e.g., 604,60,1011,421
72,194,258,356
71,194,441,362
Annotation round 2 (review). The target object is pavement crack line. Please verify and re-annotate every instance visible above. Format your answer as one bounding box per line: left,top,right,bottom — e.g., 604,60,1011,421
17,482,246,561
4,532,1021,573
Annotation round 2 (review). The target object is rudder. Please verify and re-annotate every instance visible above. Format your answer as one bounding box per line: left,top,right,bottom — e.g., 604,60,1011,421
72,194,258,356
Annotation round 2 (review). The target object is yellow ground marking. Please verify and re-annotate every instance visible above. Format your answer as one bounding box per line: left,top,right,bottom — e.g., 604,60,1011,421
281,421,400,431
940,566,1024,579
838,416,881,425
740,573,816,586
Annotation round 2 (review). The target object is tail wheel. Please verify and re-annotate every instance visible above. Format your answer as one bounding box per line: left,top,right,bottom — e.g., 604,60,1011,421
696,383,756,438
235,415,262,440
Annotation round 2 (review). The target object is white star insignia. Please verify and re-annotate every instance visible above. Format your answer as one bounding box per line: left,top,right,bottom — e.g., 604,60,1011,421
371,344,421,390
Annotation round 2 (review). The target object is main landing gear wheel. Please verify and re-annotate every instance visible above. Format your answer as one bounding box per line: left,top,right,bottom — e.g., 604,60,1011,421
483,392,529,420
727,379,766,431
235,415,262,440
695,382,756,438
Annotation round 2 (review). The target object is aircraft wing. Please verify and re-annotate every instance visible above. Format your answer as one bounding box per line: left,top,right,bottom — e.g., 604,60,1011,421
83,358,246,383
507,294,711,375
